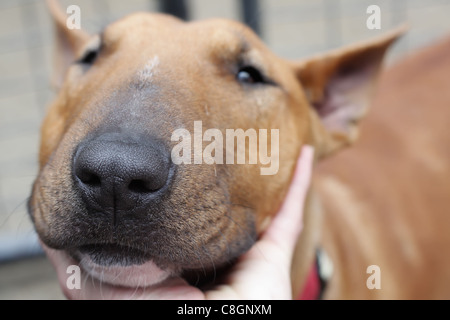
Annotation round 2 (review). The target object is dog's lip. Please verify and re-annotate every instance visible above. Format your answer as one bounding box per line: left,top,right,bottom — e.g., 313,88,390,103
76,247,173,288
74,243,150,267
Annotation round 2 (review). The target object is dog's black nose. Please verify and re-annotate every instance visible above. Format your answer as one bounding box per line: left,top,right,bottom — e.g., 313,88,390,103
73,132,172,217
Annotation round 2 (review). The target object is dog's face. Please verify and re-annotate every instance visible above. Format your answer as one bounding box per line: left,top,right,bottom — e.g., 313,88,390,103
29,10,400,287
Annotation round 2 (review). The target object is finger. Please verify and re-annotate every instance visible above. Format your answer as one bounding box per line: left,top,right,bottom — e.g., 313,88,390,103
262,145,314,250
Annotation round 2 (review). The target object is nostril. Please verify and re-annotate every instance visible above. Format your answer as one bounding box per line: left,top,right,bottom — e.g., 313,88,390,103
128,179,155,194
77,170,102,187
73,132,172,213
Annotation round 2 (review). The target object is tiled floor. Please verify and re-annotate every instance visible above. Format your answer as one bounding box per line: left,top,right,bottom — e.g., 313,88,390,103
0,0,449,299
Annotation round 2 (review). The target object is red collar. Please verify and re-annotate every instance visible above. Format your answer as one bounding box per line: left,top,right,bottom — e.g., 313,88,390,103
298,262,321,300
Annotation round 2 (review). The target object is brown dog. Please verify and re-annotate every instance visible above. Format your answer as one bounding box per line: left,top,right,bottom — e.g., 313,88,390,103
316,35,450,299
29,1,404,298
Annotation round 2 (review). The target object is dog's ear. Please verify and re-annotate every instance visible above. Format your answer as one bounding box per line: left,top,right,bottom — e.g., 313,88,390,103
293,27,406,158
47,0,90,88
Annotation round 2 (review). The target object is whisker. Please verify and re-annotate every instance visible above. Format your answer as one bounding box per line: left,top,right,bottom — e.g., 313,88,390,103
80,258,93,299
201,240,217,284
0,196,30,230
193,245,207,279
99,269,105,300
80,271,90,299
128,275,141,300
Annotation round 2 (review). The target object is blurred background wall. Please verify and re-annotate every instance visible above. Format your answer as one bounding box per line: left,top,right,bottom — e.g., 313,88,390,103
0,0,449,299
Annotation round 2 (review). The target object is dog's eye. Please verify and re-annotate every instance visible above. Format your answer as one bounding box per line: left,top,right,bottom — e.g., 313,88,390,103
77,49,98,65
76,35,102,66
236,66,265,84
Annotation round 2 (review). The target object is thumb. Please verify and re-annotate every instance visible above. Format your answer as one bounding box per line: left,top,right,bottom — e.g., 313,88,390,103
262,145,314,251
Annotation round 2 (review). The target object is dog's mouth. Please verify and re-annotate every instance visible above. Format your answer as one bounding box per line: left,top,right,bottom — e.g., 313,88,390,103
66,240,241,288
69,244,173,287
75,244,150,267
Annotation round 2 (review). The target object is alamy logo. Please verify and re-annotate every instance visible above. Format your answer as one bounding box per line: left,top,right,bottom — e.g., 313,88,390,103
366,265,381,290
66,265,81,290
171,121,279,175
366,5,381,30
66,5,81,30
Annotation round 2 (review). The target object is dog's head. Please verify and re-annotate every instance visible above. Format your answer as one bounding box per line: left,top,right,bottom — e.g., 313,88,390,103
29,1,402,287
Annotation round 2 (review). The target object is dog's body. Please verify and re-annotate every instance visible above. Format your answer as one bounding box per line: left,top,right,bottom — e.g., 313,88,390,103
316,37,450,299
29,1,450,299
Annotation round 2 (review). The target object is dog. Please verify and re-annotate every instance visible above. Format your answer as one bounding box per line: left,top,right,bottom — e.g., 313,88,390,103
28,0,406,298
316,34,450,299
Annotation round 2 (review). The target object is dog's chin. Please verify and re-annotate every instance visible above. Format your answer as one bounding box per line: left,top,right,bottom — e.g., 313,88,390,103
72,245,173,288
